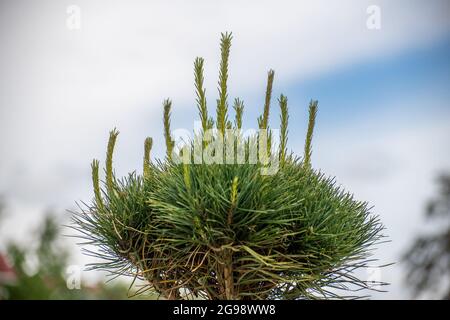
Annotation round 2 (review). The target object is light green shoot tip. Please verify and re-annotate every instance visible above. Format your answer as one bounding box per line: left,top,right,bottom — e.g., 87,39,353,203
304,100,318,168
106,128,119,196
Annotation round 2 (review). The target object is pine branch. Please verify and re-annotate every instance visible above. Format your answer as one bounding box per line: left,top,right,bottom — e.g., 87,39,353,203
143,137,153,178
73,33,387,301
279,95,288,165
163,99,174,160
260,69,275,129
304,100,318,168
194,57,209,131
91,159,104,209
105,128,119,197
233,98,244,130
217,32,232,134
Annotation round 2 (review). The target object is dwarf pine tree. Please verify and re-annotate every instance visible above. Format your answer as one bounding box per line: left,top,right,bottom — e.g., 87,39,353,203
72,32,387,300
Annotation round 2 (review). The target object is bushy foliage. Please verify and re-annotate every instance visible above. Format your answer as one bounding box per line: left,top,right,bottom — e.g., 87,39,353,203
72,33,386,300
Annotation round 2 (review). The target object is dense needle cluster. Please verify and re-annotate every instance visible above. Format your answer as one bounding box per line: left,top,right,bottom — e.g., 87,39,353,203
72,33,386,300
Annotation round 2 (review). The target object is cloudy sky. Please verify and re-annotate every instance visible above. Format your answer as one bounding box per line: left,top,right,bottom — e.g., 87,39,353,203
0,0,449,299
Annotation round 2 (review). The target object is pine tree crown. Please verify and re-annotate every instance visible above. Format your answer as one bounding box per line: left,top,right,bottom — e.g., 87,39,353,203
72,32,387,300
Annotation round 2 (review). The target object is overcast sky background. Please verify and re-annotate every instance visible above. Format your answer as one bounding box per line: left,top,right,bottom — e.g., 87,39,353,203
0,0,449,299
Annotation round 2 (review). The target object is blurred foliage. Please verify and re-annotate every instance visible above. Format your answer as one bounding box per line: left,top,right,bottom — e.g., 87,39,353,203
403,174,450,299
0,204,131,300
